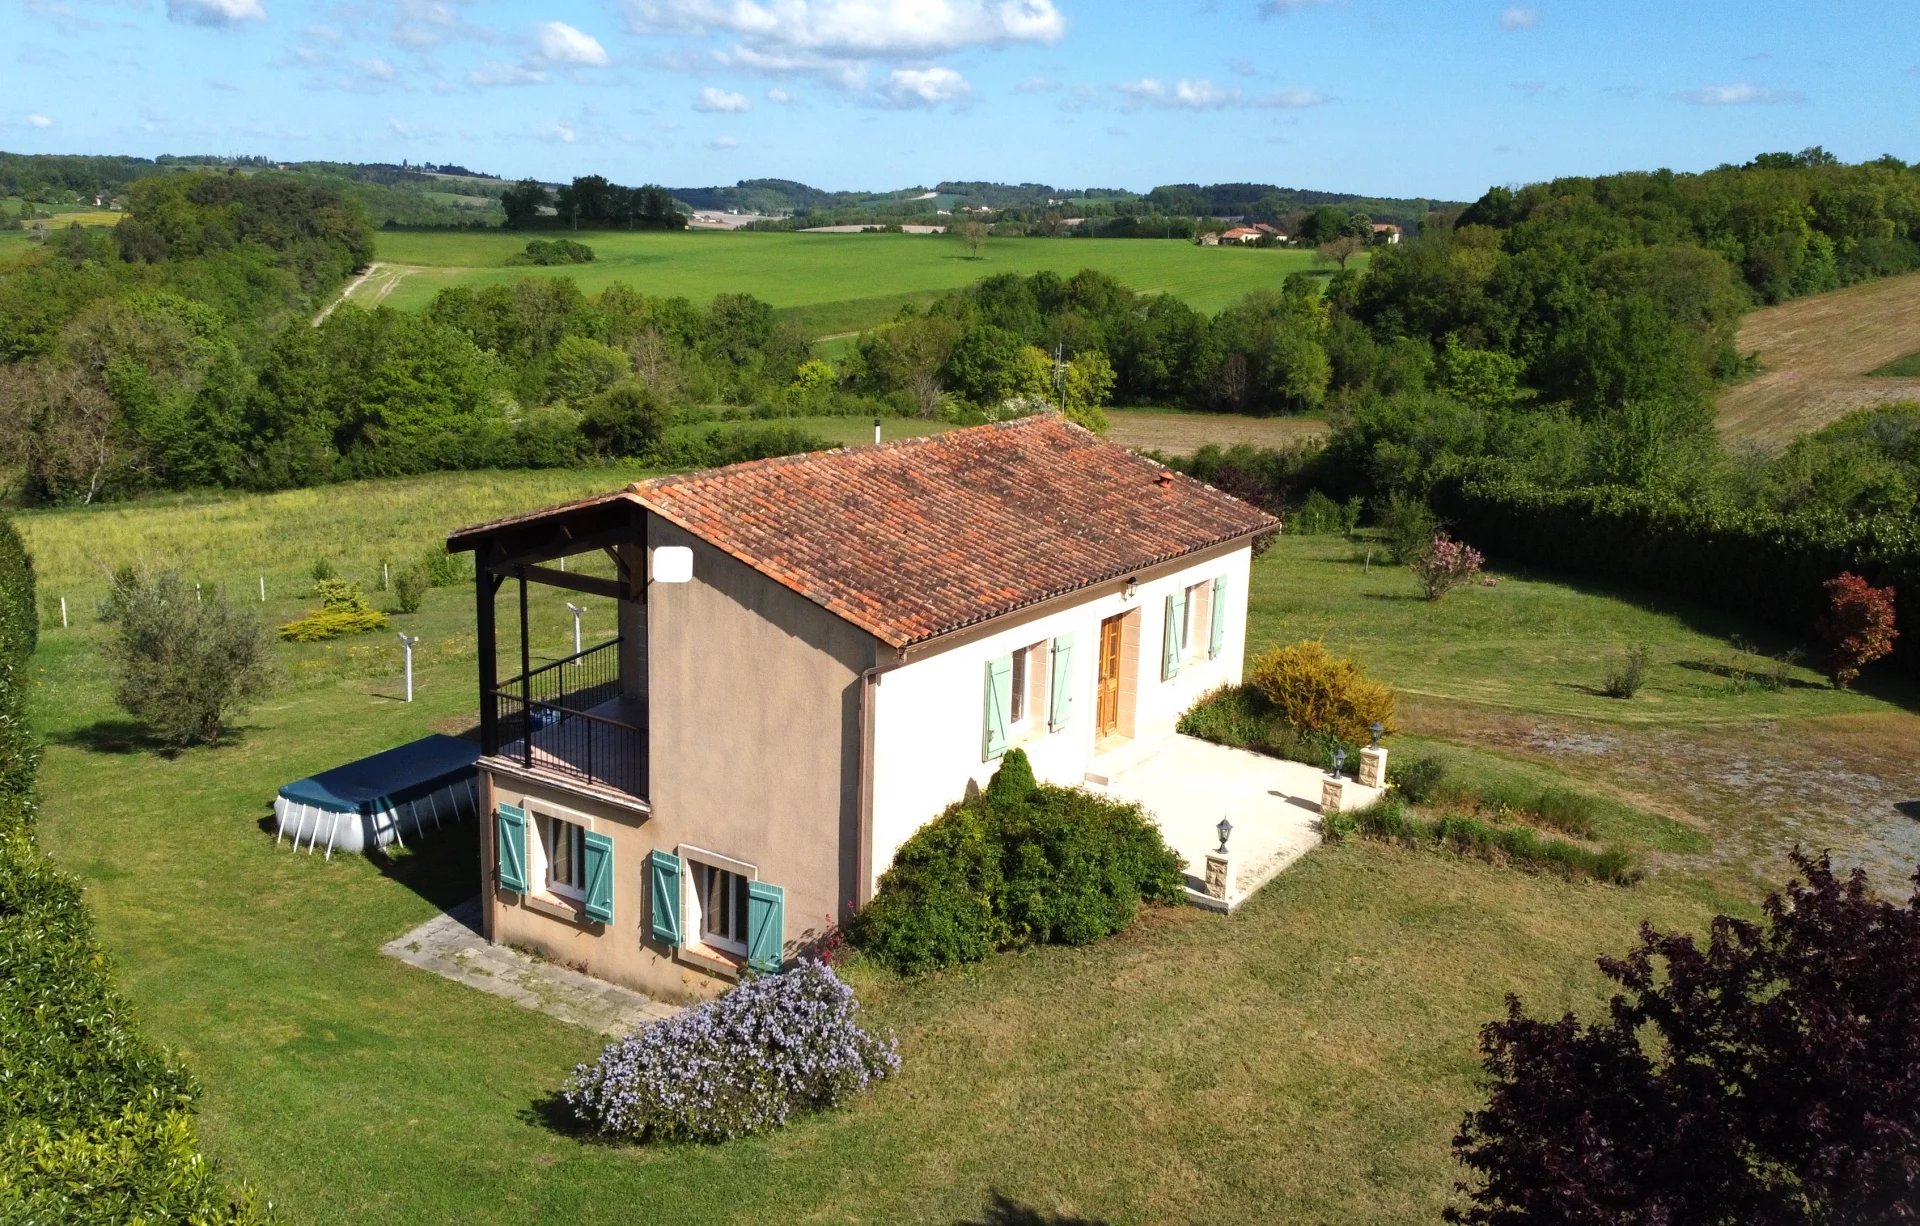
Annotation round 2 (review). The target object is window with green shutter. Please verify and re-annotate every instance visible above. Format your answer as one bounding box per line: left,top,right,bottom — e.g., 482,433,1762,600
1048,632,1074,731
1209,574,1228,659
1162,590,1187,681
648,849,682,946
982,654,1013,760
746,880,785,973
582,830,614,924
496,803,527,894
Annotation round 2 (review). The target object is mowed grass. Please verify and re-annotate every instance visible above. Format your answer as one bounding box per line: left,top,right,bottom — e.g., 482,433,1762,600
670,408,1327,456
360,229,1343,335
17,472,1915,1223
1718,269,1920,445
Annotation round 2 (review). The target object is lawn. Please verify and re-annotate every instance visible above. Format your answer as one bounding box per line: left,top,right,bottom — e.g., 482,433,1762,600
670,408,1327,456
16,476,1920,1224
1870,349,1920,378
356,229,1343,336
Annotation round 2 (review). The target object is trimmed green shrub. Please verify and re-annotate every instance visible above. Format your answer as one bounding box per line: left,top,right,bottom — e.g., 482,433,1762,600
1388,754,1447,803
392,567,427,615
277,608,388,642
850,756,1185,974
1178,684,1363,772
0,519,264,1221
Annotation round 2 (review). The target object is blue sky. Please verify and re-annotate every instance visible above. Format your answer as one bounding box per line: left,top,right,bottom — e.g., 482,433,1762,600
5,0,1916,200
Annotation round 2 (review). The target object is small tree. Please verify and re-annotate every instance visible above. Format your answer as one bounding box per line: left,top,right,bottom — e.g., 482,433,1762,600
961,220,989,259
1412,534,1486,601
1451,851,1920,1225
580,380,668,459
106,569,273,748
1315,235,1363,269
1818,572,1897,689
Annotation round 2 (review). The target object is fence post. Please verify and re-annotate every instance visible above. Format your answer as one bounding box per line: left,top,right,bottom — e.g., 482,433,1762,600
60,596,68,628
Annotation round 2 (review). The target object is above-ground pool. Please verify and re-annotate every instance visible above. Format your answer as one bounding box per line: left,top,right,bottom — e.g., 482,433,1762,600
275,734,481,858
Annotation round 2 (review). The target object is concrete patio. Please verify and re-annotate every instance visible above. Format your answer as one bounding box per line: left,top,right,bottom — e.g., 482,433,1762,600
1093,734,1384,913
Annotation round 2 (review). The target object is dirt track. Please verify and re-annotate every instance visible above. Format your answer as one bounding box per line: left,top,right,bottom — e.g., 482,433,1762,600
313,262,418,324
1718,270,1920,446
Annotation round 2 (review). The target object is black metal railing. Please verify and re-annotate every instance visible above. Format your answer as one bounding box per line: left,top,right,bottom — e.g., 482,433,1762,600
487,638,646,797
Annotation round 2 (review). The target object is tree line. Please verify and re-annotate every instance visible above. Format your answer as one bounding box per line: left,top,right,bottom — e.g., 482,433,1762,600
500,176,683,231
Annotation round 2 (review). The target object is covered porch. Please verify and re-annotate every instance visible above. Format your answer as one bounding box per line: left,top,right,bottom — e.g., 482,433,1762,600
446,489,652,803
1094,734,1385,912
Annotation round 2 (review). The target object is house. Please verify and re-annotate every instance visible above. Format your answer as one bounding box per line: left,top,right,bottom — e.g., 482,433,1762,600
1219,226,1263,244
1195,231,1221,247
445,416,1277,1002
1371,223,1402,244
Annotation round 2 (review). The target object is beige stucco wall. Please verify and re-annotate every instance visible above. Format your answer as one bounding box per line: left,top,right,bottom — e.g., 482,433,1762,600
865,542,1252,896
483,515,881,1004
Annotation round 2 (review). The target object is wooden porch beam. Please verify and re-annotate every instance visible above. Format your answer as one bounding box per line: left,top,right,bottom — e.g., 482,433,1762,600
520,564,626,601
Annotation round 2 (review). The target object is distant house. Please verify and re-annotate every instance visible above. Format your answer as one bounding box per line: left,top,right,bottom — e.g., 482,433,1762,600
445,417,1274,1002
1371,223,1402,244
1219,226,1263,244
1196,231,1221,247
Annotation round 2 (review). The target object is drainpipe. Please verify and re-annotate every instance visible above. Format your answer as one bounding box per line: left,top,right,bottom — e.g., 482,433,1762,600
855,648,911,912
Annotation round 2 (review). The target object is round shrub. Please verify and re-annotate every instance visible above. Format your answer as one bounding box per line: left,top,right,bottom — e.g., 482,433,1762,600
563,961,898,1143
1248,639,1396,745
846,804,1002,975
392,567,427,615
985,747,1037,804
1389,754,1447,803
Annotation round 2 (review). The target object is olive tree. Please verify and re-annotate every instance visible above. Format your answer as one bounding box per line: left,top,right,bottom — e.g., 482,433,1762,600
105,569,273,749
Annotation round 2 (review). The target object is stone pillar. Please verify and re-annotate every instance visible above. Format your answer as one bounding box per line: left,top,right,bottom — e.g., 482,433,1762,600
1203,851,1232,902
1320,776,1346,814
1359,746,1388,789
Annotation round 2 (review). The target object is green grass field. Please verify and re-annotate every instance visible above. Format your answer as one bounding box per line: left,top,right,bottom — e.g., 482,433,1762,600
15,473,1919,1223
360,229,1343,336
1870,349,1920,377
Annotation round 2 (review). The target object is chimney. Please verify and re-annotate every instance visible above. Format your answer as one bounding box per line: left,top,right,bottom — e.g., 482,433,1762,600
1155,470,1175,488
873,417,882,445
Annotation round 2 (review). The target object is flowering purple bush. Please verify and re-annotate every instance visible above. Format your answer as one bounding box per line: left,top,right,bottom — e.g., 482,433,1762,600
1412,533,1486,601
563,960,899,1143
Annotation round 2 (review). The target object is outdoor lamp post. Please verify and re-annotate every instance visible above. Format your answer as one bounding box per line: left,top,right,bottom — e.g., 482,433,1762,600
565,601,585,657
397,632,419,703
1369,722,1384,747
1216,817,1233,855
1332,747,1347,777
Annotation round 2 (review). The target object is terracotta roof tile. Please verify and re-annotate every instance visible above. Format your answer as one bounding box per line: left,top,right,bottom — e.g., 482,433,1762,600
627,416,1277,648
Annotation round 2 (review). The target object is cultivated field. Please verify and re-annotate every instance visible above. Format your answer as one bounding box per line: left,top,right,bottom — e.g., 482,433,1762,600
15,467,1919,1223
1718,269,1920,445
669,409,1328,456
351,229,1341,337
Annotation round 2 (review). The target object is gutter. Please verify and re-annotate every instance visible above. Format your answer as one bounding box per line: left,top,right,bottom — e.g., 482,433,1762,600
854,648,912,911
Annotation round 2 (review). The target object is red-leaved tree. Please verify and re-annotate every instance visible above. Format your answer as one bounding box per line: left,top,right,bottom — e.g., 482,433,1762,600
1818,572,1898,689
1449,851,1920,1226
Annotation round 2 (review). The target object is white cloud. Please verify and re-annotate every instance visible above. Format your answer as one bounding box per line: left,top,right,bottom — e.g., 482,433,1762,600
1498,6,1539,30
536,20,611,66
359,57,396,81
1117,78,1324,110
26,113,54,128
1015,74,1060,93
470,60,547,86
167,0,265,28
695,86,751,111
1676,82,1805,105
708,134,739,149
1259,0,1327,14
765,87,795,103
535,120,577,142
625,0,1063,59
882,65,970,107
389,118,440,139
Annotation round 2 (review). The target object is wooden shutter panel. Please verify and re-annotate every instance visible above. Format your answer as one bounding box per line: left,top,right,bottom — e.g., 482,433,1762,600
495,803,527,893
746,880,785,973
1048,633,1074,732
982,655,1013,761
1162,591,1186,680
582,830,614,924
648,849,682,945
1209,575,1228,660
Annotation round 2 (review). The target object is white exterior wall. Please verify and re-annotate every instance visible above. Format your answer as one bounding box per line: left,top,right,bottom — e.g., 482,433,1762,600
866,543,1253,893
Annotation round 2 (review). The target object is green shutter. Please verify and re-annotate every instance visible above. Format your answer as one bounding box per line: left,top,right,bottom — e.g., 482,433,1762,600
648,849,682,946
582,830,614,924
1162,591,1186,681
1209,575,1228,659
496,803,527,893
982,654,1012,760
1048,633,1075,732
746,880,785,973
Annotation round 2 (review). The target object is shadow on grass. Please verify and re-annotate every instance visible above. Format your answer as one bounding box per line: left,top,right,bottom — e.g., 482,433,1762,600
958,1192,1109,1226
520,1090,604,1141
49,718,174,755
1673,659,1825,691
1559,682,1618,699
1898,801,1920,821
367,818,481,916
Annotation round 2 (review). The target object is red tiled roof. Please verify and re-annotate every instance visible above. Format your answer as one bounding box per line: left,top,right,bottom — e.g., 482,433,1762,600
626,416,1277,648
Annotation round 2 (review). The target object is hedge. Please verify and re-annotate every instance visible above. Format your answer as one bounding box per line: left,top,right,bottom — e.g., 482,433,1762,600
0,517,267,1223
1433,472,1920,679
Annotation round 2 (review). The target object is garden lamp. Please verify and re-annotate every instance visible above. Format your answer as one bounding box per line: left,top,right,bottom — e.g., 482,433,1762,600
1369,722,1384,747
1332,748,1347,777
1216,817,1233,855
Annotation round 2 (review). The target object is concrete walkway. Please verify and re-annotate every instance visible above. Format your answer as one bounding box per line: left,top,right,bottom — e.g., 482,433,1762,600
1095,734,1384,912
382,898,681,1037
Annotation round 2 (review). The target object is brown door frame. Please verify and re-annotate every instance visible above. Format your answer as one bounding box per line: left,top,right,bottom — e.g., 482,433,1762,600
1096,613,1124,739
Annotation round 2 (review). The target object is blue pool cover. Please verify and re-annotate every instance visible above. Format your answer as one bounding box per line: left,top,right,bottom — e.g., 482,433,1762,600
278,734,480,816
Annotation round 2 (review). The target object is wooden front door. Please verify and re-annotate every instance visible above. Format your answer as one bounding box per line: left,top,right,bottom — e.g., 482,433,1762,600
1097,613,1124,738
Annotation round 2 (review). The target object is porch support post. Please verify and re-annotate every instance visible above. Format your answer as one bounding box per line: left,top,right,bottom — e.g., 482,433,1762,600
518,570,532,770
475,552,501,754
